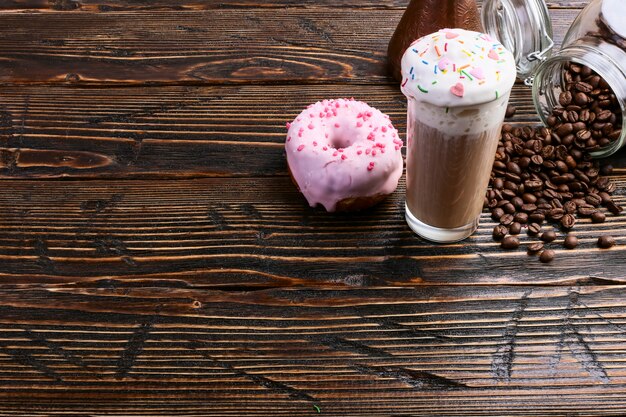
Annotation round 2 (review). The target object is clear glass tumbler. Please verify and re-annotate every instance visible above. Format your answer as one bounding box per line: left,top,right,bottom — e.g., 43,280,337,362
401,29,517,242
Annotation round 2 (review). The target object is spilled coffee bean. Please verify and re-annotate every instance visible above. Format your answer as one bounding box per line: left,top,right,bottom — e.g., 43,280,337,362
598,235,616,249
486,65,623,263
540,250,556,263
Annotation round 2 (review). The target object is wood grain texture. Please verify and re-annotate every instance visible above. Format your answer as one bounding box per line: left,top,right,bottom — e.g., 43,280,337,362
0,176,624,287
0,285,622,416
0,8,578,85
1,83,624,179
0,0,590,12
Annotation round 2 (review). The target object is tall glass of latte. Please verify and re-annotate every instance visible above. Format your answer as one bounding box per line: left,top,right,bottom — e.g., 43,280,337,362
401,29,517,243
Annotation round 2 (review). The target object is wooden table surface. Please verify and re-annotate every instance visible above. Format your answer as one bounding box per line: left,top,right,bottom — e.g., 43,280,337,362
1,0,626,415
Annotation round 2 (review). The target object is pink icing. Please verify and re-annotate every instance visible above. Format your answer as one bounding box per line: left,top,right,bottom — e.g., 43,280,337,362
285,98,404,212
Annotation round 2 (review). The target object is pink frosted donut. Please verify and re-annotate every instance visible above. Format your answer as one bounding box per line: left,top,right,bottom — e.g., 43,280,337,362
285,98,404,212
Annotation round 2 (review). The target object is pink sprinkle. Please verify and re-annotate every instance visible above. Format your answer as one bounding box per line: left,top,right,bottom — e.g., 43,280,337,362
381,148,385,154
335,102,341,108
395,145,400,150
367,133,375,141
286,122,291,129
365,149,371,155
334,123,340,128
444,42,448,52
341,154,347,160
357,112,363,118
381,126,387,133
319,112,325,118
338,149,344,153
298,129,304,138
333,151,338,157
438,57,451,71
367,162,375,171
488,49,499,60
309,113,315,118
450,82,465,97
372,149,377,156
401,79,408,87
323,146,328,151
446,32,459,39
287,136,291,142
357,122,363,127
313,141,318,146
308,123,314,130
470,67,485,80
297,145,305,152
357,150,363,155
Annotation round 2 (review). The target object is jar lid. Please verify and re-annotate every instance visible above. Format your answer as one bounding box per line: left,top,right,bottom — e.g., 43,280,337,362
481,0,554,84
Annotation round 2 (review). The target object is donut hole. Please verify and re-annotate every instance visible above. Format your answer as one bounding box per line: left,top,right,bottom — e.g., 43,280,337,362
330,133,355,150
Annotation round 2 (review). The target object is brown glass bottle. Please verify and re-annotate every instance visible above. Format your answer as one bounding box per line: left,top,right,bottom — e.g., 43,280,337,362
387,0,482,81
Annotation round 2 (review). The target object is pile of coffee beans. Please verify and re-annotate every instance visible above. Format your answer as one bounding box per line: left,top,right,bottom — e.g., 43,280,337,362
548,62,622,152
486,65,623,263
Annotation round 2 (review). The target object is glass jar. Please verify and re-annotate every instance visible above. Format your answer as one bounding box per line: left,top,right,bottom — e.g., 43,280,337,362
481,0,626,158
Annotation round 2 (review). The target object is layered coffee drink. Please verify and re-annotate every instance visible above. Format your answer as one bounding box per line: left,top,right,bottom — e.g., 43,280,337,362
401,29,517,242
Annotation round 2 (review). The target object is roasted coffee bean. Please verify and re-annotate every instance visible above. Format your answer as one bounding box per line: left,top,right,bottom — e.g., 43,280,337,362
556,123,574,136
500,214,514,226
501,236,520,250
506,162,522,176
578,207,598,217
527,242,544,254
505,172,522,183
572,121,587,132
527,223,542,236
599,192,612,204
514,212,529,224
503,203,516,214
503,181,518,192
591,211,606,223
541,230,557,243
548,208,565,221
493,178,504,189
524,180,543,191
564,200,577,214
509,222,522,235
522,193,537,204
529,213,546,224
564,235,578,249
491,208,505,221
502,189,517,199
605,182,617,193
606,201,624,215
600,164,613,176
575,82,593,93
493,225,509,241
596,109,612,121
540,250,556,263
598,235,616,249
511,196,524,209
560,214,576,229
521,204,537,213
574,92,590,106
530,155,543,165
586,193,602,206
559,91,573,106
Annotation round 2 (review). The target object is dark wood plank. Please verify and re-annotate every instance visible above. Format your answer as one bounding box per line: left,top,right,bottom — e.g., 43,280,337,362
0,0,590,11
0,176,624,287
4,83,624,179
0,7,581,85
0,285,622,415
